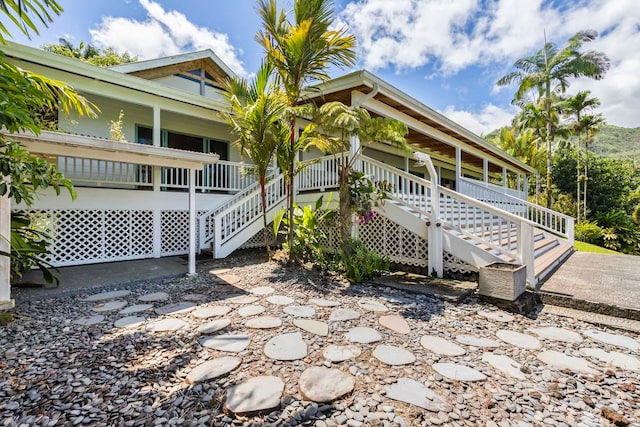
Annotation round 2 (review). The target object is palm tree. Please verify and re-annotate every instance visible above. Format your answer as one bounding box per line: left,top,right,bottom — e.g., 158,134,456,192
222,62,288,254
498,30,609,209
491,127,545,174
580,113,604,219
256,0,356,259
0,0,63,42
306,101,408,253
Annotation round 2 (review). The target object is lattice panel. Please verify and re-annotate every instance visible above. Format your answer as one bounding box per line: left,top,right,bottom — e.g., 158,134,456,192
130,211,154,255
318,212,340,253
52,209,104,264
443,251,478,275
239,224,282,250
160,210,206,256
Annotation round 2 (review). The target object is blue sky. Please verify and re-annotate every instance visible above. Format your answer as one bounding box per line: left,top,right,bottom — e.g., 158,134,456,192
7,0,640,134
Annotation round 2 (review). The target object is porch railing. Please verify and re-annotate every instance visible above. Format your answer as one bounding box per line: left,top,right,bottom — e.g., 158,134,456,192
458,177,526,200
57,156,153,187
162,161,257,192
297,153,344,192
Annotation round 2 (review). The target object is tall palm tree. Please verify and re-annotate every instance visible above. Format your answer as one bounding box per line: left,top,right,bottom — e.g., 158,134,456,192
498,30,609,209
580,113,604,219
222,62,288,254
491,127,545,175
256,0,356,258
0,0,63,42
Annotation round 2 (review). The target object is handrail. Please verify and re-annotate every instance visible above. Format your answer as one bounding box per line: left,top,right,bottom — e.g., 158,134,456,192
297,153,347,192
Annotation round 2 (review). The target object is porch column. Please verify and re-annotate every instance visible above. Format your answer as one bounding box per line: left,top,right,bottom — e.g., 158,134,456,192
0,189,14,309
523,175,529,200
404,156,409,172
502,167,507,190
350,135,361,241
153,106,162,192
188,168,196,275
455,147,461,190
483,159,489,184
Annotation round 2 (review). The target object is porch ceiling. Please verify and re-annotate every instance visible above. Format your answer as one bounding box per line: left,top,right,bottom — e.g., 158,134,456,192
126,58,229,89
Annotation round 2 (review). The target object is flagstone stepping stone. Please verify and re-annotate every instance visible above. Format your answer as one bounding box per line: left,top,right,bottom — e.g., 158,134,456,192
209,268,230,276
225,376,284,415
73,315,104,326
323,344,362,362
482,353,526,379
119,304,154,315
186,356,242,384
432,363,487,381
385,378,452,412
92,301,128,312
345,327,382,344
299,367,355,402
283,305,316,317
264,332,308,360
294,319,329,336
138,292,169,302
420,335,466,356
266,295,294,305
478,310,514,322
191,305,232,319
249,286,275,295
182,293,207,302
456,334,502,348
245,316,282,329
238,305,266,317
537,350,599,375
147,318,189,332
496,330,541,350
82,290,131,302
226,295,259,304
379,315,410,334
198,318,232,334
201,334,251,353
155,301,196,316
373,345,416,365
582,329,640,351
114,316,146,329
329,308,360,322
528,327,583,344
309,298,341,307
218,274,242,285
581,348,640,372
357,299,389,313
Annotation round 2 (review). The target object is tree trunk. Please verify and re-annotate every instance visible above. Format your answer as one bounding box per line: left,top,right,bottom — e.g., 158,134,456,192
338,167,352,255
545,84,553,210
287,120,296,262
576,133,581,223
260,176,271,255
584,141,589,219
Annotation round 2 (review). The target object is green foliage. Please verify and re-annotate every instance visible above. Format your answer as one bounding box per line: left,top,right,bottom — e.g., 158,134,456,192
331,239,389,284
109,110,126,142
595,209,640,254
633,204,640,225
0,0,63,43
574,221,603,245
348,171,391,224
42,38,137,66
582,124,640,162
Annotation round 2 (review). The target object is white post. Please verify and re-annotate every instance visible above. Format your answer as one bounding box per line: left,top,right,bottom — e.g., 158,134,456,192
188,168,196,276
502,167,507,190
350,135,361,240
455,147,461,191
483,159,489,184
520,222,535,289
152,209,162,258
0,187,15,309
523,175,529,200
414,152,443,278
153,107,162,192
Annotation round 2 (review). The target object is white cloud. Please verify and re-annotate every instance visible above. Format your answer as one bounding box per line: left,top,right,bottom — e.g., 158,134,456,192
89,0,248,76
442,104,516,136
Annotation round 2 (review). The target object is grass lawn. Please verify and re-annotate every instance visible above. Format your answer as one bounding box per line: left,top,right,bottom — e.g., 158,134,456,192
574,241,619,254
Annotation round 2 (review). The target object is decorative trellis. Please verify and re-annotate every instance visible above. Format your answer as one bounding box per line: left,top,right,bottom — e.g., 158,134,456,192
160,210,206,256
443,251,478,275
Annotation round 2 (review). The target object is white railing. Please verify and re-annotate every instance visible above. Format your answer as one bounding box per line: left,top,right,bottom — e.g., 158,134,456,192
297,153,344,192
458,176,574,243
162,160,257,192
458,177,526,200
58,156,153,187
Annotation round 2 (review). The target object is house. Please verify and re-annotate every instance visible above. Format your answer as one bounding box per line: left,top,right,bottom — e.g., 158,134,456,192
0,41,575,308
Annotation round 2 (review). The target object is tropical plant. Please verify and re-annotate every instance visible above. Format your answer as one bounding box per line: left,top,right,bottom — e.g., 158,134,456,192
331,238,389,284
595,209,640,254
256,0,356,260
574,220,603,245
109,110,126,142
42,38,137,66
579,113,604,219
222,61,288,254
497,30,610,209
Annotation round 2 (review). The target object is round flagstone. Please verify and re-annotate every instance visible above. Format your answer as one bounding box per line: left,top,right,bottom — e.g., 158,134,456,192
264,332,307,360
299,367,355,402
345,327,382,344
379,315,410,334
200,334,251,353
329,308,360,322
420,335,466,356
496,329,541,350
73,315,104,326
528,327,583,344
245,316,282,329
138,291,169,302
309,298,341,307
323,344,362,362
581,348,640,372
182,293,207,302
198,318,231,334
191,305,232,319
249,286,275,295
294,319,329,336
456,334,502,348
155,301,196,316
238,305,265,317
266,295,294,305
226,295,259,304
283,305,316,318
82,290,131,302
482,352,526,379
432,363,487,381
147,318,189,332
357,299,389,313
92,300,127,312
119,304,153,315
385,378,453,412
186,356,242,384
218,274,242,285
114,316,146,329
537,350,599,375
225,376,284,415
373,345,416,365
478,310,514,322
582,329,640,351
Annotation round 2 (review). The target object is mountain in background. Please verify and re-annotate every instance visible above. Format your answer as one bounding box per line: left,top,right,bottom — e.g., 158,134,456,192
588,124,640,162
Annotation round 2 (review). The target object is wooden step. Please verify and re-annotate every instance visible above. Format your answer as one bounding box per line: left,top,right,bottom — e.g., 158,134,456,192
534,243,573,279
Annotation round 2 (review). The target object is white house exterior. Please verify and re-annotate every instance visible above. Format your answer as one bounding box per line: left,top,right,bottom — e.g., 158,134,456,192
0,42,575,307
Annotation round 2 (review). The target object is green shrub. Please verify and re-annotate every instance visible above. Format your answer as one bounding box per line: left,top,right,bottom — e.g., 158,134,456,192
333,239,389,284
574,221,603,245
